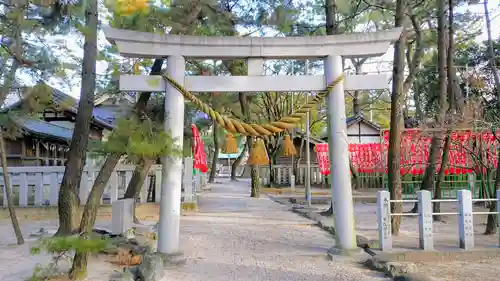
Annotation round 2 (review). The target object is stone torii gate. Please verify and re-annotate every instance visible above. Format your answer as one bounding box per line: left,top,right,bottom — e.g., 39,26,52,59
104,27,402,256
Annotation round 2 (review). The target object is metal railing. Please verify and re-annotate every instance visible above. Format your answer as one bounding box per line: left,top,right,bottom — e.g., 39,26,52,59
377,189,500,252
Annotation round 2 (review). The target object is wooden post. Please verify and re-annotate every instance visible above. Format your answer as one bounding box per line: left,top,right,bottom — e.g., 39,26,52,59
35,140,40,166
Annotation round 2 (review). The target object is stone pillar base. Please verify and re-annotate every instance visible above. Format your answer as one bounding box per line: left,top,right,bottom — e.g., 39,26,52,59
327,246,362,259
156,251,186,267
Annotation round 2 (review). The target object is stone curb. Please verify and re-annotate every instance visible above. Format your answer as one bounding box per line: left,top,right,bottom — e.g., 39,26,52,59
290,207,438,280
374,248,500,262
266,194,432,281
289,206,378,248
362,259,437,280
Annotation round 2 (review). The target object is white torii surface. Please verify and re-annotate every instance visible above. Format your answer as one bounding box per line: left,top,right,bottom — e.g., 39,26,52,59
119,74,392,92
104,27,402,256
104,27,402,59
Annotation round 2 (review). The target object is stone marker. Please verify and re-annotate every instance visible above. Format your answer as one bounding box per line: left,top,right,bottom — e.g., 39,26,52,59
112,198,134,235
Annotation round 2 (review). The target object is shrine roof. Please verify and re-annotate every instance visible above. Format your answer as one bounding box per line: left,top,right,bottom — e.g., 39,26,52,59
10,116,73,142
5,85,116,130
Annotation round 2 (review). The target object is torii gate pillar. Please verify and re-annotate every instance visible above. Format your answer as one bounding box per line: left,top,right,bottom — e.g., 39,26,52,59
157,55,185,254
325,55,356,250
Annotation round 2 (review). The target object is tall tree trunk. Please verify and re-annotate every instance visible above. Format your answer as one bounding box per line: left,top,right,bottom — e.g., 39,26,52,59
485,149,500,234
294,138,305,181
353,90,361,116
113,57,165,222
0,58,23,245
484,0,500,234
67,5,204,276
434,0,458,222
387,0,406,235
477,141,489,202
230,139,247,180
413,0,448,215
103,59,164,223
320,161,358,216
123,159,154,223
69,155,120,278
483,0,500,91
413,89,424,123
324,0,338,35
351,59,367,116
248,137,261,197
266,141,279,186
421,138,443,188
433,132,451,221
237,91,260,197
68,60,162,274
208,120,219,183
56,0,98,236
59,0,204,236
321,0,340,215
0,131,24,245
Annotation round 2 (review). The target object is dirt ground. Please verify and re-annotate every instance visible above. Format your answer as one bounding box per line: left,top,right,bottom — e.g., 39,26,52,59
0,220,125,281
323,201,500,281
415,258,500,281
268,187,500,281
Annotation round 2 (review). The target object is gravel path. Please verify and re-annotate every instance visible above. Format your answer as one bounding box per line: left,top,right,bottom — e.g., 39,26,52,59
163,179,388,281
0,179,387,281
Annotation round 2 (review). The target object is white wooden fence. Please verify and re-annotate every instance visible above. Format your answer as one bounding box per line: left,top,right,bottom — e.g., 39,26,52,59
260,164,324,185
0,161,201,207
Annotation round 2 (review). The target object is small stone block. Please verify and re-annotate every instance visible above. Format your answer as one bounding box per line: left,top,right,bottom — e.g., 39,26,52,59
112,199,134,235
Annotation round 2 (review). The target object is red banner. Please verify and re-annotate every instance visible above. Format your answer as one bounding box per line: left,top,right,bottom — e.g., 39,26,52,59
318,129,500,175
349,143,383,173
315,143,330,175
191,124,208,173
381,129,498,175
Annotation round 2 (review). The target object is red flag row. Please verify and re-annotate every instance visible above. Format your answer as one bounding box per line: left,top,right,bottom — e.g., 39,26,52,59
316,129,500,175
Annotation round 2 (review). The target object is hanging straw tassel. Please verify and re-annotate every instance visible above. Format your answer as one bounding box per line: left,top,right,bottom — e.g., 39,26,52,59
247,138,269,165
222,133,239,154
281,134,297,156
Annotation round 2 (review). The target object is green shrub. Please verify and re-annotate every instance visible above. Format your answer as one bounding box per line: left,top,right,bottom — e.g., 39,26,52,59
27,234,110,281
